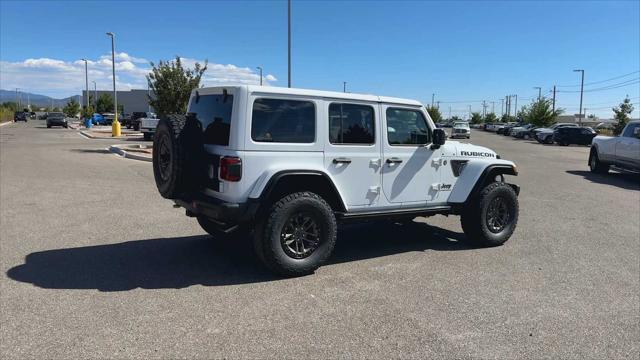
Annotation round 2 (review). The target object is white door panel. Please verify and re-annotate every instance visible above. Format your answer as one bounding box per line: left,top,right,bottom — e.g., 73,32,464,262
380,105,441,205
324,101,381,207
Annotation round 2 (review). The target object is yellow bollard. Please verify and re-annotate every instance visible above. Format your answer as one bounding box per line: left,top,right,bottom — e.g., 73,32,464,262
112,114,121,137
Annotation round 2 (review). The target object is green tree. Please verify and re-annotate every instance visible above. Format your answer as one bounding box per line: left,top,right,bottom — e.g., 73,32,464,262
612,97,634,135
522,97,563,127
96,93,114,113
1,102,18,111
147,56,208,117
470,112,483,124
450,115,462,122
82,105,95,120
484,112,497,123
63,99,80,117
425,105,442,123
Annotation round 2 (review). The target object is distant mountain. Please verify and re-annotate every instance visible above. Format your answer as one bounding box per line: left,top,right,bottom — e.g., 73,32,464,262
0,89,81,109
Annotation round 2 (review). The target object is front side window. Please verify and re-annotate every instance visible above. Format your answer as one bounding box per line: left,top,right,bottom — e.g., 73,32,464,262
622,123,640,138
329,103,375,144
252,98,315,143
188,93,234,145
386,108,430,145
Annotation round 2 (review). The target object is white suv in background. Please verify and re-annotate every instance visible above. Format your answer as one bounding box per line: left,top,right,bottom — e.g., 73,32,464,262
451,121,471,139
152,86,520,276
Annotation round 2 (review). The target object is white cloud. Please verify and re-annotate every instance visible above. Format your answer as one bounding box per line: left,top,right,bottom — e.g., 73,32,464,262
0,52,277,98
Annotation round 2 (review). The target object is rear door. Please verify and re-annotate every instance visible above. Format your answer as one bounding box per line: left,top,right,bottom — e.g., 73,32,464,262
615,123,640,169
381,105,442,206
324,102,381,207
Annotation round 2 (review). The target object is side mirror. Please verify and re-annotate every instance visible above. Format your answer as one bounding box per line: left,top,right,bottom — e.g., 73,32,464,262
431,128,446,149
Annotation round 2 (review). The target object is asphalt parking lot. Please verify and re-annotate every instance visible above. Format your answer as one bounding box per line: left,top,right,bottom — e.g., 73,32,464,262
1,120,638,358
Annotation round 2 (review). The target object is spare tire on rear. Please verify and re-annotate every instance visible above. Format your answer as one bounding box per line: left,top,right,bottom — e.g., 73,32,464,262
152,114,206,199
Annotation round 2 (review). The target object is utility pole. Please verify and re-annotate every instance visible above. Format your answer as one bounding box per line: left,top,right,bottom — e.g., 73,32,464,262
534,87,542,100
256,66,263,86
552,85,556,112
431,93,435,107
436,101,440,110
106,32,120,136
482,100,487,118
500,98,504,116
491,101,495,114
82,59,89,109
287,0,291,88
448,106,451,119
468,105,472,119
15,88,20,109
343,81,347,93
506,95,511,117
573,69,584,127
513,94,518,119
92,81,97,109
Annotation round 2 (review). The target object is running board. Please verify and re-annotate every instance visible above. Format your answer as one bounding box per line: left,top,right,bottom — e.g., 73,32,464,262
336,206,452,222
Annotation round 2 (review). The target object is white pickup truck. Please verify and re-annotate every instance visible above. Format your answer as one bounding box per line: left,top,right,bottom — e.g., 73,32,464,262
140,115,159,141
589,120,640,174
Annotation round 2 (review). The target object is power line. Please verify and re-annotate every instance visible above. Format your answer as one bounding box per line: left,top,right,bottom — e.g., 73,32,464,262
556,70,640,87
556,78,639,93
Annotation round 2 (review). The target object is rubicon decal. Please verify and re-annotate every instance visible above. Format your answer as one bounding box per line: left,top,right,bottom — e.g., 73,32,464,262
460,151,495,157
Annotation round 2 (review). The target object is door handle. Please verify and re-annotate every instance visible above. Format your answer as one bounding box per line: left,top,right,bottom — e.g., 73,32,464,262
332,157,352,164
386,157,403,164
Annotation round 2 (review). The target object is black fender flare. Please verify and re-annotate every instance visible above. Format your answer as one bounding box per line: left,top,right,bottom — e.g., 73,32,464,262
255,170,347,212
464,165,519,206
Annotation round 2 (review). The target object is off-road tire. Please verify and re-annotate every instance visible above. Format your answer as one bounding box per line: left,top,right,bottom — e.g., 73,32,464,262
461,182,518,247
152,114,206,199
589,149,609,174
254,192,337,276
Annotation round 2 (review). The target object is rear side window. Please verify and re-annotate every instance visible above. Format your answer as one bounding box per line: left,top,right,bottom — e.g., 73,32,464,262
252,98,315,143
329,103,375,144
386,108,430,145
188,93,234,146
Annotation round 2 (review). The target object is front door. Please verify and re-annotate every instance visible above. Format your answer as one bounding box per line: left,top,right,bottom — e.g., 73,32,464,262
616,123,640,169
381,105,442,206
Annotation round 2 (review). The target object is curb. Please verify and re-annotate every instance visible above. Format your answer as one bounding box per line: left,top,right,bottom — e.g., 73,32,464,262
79,130,143,139
108,144,152,162
0,121,14,128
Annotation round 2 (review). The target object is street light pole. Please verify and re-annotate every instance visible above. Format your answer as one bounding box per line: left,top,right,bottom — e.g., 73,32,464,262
106,32,120,136
513,94,518,119
343,81,347,93
81,59,89,110
256,66,263,86
431,93,435,107
287,0,291,88
92,81,97,109
533,87,541,100
573,69,584,127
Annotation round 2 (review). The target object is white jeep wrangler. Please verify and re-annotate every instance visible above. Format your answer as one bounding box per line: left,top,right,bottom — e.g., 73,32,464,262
153,86,520,276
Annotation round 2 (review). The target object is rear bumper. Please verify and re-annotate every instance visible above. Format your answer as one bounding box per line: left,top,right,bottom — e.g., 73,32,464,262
175,193,257,228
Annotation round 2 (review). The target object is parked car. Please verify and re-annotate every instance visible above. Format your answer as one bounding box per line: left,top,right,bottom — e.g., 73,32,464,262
589,120,640,174
450,121,470,139
511,124,534,139
485,122,504,132
100,113,115,125
13,111,28,122
38,113,48,120
29,111,36,119
552,127,596,146
46,112,68,128
535,123,578,144
129,112,156,131
140,115,159,140
152,85,520,276
502,123,520,136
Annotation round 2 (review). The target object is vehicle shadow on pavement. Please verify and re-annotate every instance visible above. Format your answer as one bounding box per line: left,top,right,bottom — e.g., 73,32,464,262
566,170,640,190
6,222,474,291
70,148,111,154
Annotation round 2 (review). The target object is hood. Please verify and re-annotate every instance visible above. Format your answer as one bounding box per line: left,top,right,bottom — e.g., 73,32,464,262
446,141,498,159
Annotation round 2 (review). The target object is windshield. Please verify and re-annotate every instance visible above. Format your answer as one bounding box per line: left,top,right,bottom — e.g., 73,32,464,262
49,112,64,116
453,122,469,128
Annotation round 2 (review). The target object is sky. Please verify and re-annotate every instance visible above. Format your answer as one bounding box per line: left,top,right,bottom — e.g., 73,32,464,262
1,0,639,119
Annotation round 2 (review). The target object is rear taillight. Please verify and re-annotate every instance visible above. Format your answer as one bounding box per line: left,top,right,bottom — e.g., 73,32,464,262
219,156,242,182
